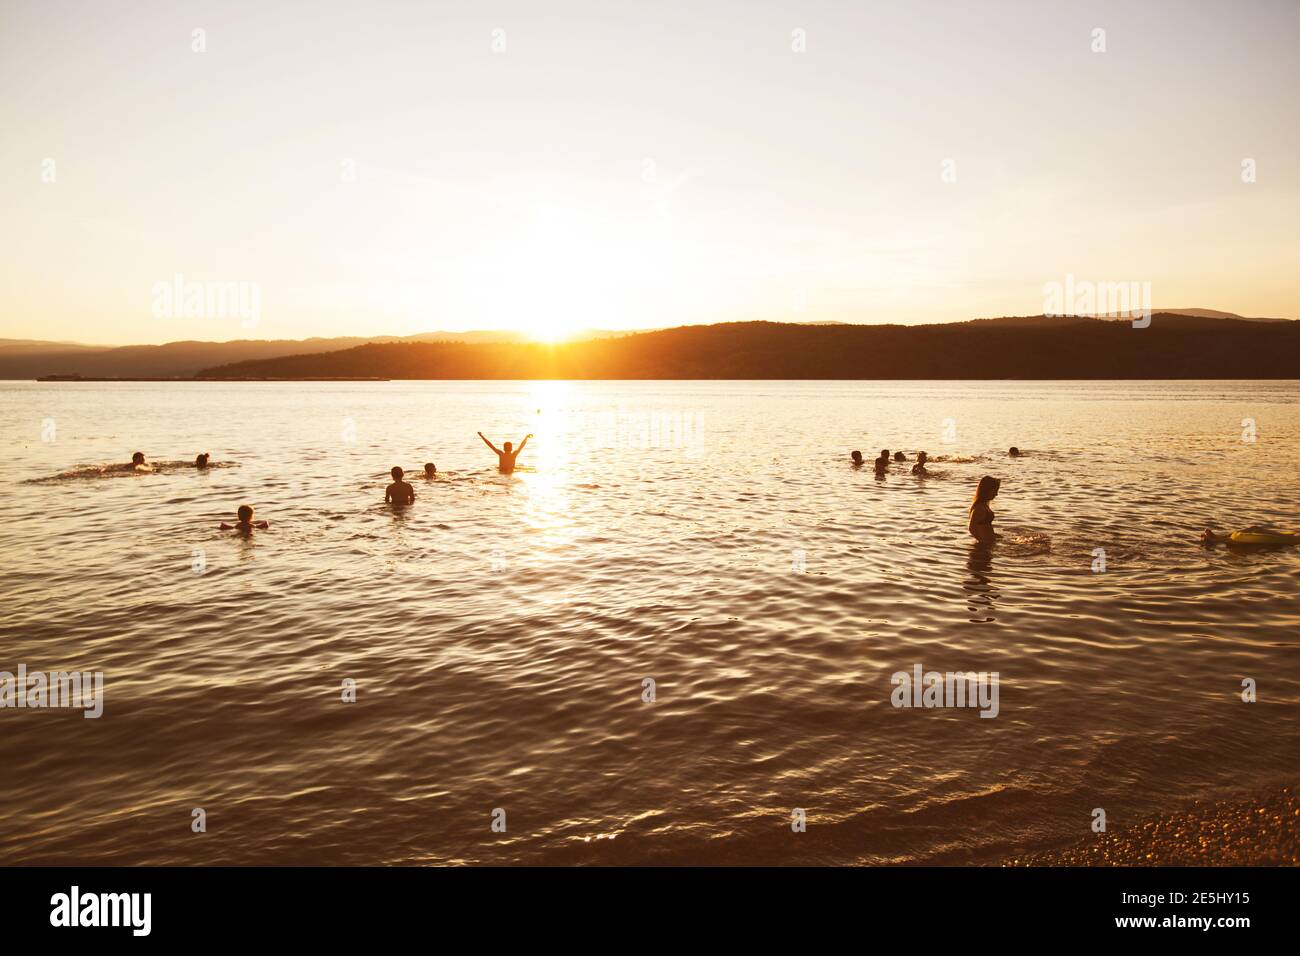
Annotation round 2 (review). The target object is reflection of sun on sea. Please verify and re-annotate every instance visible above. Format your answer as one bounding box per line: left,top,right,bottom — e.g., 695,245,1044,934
519,381,576,568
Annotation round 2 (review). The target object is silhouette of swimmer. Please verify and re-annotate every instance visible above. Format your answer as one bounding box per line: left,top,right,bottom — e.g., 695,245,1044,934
479,432,531,474
221,504,268,531
1008,446,1021,457
969,475,1001,543
386,466,415,505
912,451,930,476
893,451,907,462
195,452,210,469
423,462,437,479
850,450,864,467
874,449,890,473
129,451,151,472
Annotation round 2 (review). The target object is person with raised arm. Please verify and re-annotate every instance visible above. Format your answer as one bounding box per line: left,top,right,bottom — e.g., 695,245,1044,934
478,432,532,474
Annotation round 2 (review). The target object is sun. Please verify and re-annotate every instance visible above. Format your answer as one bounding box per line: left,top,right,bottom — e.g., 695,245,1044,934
490,200,639,343
527,316,584,344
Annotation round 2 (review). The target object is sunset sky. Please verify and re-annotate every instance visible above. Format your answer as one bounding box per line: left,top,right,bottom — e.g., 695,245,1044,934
3,0,1299,344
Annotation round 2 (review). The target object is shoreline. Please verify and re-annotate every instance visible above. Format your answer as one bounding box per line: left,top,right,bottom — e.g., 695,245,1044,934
1004,784,1300,866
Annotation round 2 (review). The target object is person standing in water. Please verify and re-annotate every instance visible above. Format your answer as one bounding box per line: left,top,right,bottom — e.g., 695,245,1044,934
386,466,415,505
912,451,929,476
850,450,864,468
969,476,1001,543
478,432,532,474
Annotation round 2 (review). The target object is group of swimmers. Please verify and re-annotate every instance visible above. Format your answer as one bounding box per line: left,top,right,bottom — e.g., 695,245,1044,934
851,445,1020,477
850,445,1019,542
121,432,536,532
122,451,212,473
119,436,1295,548
849,443,1293,548
385,433,533,505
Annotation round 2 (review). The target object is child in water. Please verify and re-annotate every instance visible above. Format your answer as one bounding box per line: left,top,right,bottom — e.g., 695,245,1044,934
874,450,890,473
968,476,1001,543
386,466,415,505
423,462,437,479
195,453,210,469
129,452,151,472
912,451,929,476
850,450,864,467
221,504,268,531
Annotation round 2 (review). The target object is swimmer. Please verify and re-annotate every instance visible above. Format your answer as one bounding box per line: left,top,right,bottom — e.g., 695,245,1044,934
874,449,890,473
850,450,864,467
423,462,437,479
385,466,415,505
220,504,268,531
478,432,532,474
893,451,907,462
1201,527,1300,547
1008,446,1021,457
129,451,151,472
195,452,210,469
912,451,929,476
968,475,1001,543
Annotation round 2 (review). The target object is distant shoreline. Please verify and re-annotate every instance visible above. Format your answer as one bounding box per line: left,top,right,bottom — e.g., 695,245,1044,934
6,316,1300,380
32,375,391,382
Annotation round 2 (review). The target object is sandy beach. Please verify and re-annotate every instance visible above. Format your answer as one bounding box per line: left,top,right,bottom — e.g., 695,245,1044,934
1005,785,1300,866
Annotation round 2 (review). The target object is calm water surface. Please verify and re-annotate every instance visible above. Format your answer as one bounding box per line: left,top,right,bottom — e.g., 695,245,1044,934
1,380,1298,864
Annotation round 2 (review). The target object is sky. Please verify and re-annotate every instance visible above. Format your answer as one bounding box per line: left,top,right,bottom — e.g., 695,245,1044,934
2,0,1299,345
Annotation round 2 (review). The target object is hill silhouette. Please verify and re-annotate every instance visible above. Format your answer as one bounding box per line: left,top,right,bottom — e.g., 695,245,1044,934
195,315,1300,380
0,330,564,379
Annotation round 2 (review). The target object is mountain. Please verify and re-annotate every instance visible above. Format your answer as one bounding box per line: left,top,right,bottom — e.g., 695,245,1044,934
0,330,563,379
1153,308,1289,321
195,314,1300,380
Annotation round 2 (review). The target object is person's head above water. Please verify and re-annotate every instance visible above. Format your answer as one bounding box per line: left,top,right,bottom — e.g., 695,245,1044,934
1008,446,1021,457
503,441,513,454
423,462,436,476
195,452,209,469
391,466,404,481
237,504,254,523
850,450,863,464
973,475,1001,502
893,451,906,462
131,452,145,465
916,451,928,464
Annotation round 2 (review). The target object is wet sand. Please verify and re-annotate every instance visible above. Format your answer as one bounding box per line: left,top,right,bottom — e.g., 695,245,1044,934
1005,785,1300,866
